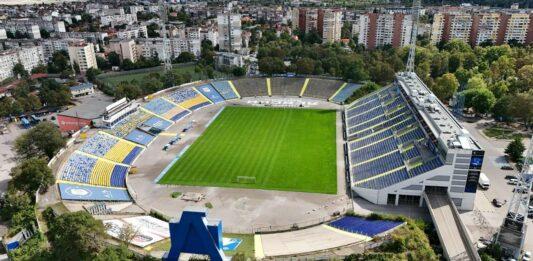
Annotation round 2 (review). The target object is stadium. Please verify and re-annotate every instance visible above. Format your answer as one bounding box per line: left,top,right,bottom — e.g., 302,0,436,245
51,72,484,258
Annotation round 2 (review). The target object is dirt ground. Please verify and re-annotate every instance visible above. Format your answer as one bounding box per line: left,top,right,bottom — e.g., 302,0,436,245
128,97,350,233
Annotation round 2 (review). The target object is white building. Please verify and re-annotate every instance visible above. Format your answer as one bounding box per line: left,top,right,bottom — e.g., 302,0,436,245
137,37,201,61
0,46,45,81
109,39,139,63
217,12,242,52
100,13,138,27
129,5,145,15
42,38,84,62
117,25,147,39
67,42,98,73
215,52,245,68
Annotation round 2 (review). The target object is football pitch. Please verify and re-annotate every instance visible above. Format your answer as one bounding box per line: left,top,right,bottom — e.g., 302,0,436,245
158,106,338,194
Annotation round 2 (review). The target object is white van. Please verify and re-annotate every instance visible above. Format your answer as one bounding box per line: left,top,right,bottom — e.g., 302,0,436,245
478,173,490,190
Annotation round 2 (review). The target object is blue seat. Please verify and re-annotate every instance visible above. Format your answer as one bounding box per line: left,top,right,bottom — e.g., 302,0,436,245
196,84,225,103
329,216,402,236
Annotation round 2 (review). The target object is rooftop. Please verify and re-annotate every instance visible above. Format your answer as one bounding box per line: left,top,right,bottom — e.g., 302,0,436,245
396,72,481,151
58,92,113,120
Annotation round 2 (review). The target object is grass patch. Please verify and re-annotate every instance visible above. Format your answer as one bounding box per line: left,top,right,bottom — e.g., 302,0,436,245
170,191,182,198
483,127,528,140
158,106,337,194
98,64,224,87
204,202,213,209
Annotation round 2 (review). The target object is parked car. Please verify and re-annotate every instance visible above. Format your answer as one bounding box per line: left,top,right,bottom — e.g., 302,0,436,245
506,175,518,180
493,198,507,207
508,178,519,185
523,251,531,261
502,165,515,170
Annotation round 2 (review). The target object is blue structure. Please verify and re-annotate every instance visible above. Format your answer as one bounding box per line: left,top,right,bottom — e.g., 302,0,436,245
58,183,131,201
164,207,228,261
329,216,403,237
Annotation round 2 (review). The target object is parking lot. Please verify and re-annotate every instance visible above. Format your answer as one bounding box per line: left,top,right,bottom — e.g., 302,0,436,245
458,119,533,253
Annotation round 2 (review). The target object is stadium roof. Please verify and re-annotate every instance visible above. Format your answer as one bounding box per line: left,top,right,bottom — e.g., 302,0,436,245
396,72,481,151
59,93,114,120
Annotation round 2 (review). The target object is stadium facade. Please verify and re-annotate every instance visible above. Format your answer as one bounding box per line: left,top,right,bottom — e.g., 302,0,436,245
346,72,483,210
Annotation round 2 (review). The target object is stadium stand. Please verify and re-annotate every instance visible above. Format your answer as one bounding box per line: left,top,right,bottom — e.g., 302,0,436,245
304,78,345,100
79,132,143,164
143,98,177,116
163,106,189,121
60,152,97,184
330,83,361,104
178,94,211,111
142,116,172,131
195,84,225,103
346,85,445,191
165,88,198,104
270,77,306,97
328,216,402,237
125,129,155,146
232,78,268,97
211,81,239,100
106,110,151,138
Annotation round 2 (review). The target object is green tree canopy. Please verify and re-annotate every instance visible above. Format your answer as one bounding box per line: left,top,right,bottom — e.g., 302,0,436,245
463,88,496,114
432,73,459,101
47,211,106,260
466,76,488,90
10,157,55,195
505,136,525,162
14,121,65,160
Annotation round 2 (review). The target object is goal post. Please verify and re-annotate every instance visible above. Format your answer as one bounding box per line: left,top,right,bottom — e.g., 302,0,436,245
234,176,256,184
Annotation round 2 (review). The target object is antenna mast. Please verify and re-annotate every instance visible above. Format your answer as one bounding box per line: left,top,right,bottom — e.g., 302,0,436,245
406,0,421,72
159,0,172,72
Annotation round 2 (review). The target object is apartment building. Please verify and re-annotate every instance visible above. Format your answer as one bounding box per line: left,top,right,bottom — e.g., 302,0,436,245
42,38,85,62
100,13,137,27
0,46,45,81
431,11,533,45
291,8,343,43
117,25,147,39
67,42,98,73
358,12,413,49
137,37,201,61
109,39,139,63
217,12,242,52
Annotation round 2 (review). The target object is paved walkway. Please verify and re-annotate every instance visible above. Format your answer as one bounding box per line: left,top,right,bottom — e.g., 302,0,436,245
255,224,369,258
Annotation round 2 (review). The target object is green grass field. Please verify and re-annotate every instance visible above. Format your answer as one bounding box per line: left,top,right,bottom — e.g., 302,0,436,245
98,64,225,87
159,107,337,194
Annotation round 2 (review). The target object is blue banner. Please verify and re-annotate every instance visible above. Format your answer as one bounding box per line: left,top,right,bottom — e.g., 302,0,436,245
59,183,131,201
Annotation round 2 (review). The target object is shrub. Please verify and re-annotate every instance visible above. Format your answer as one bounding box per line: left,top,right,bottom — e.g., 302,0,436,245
149,210,170,222
204,202,213,209
171,191,182,198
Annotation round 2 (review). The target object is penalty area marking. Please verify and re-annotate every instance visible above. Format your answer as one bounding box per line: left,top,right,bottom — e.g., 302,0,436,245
154,145,190,183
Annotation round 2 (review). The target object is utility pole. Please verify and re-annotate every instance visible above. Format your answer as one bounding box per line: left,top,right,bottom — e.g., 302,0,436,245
159,0,172,72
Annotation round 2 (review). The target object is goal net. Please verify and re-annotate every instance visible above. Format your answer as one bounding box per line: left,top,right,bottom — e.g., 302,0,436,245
234,176,256,184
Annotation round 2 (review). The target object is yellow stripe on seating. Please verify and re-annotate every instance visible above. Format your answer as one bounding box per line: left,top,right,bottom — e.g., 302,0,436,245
91,159,114,186
76,150,130,167
193,87,213,104
159,132,178,136
266,78,272,96
163,106,186,120
329,82,347,101
299,78,310,97
105,141,135,163
228,81,241,99
179,95,209,110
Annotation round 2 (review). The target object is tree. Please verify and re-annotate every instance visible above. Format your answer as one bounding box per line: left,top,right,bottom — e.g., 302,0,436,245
348,81,381,102
13,63,29,79
47,51,70,73
117,223,138,247
108,52,121,67
466,76,488,90
505,136,525,162
115,82,142,100
258,57,285,75
517,65,533,92
492,95,513,122
489,81,509,99
47,211,105,260
39,79,71,107
508,90,533,128
14,122,66,160
10,157,55,195
342,57,369,82
96,56,111,70
40,29,50,38
232,66,246,77
463,88,496,114
86,67,102,81
0,192,33,222
295,57,316,75
175,51,195,63
94,245,138,261
432,73,459,102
